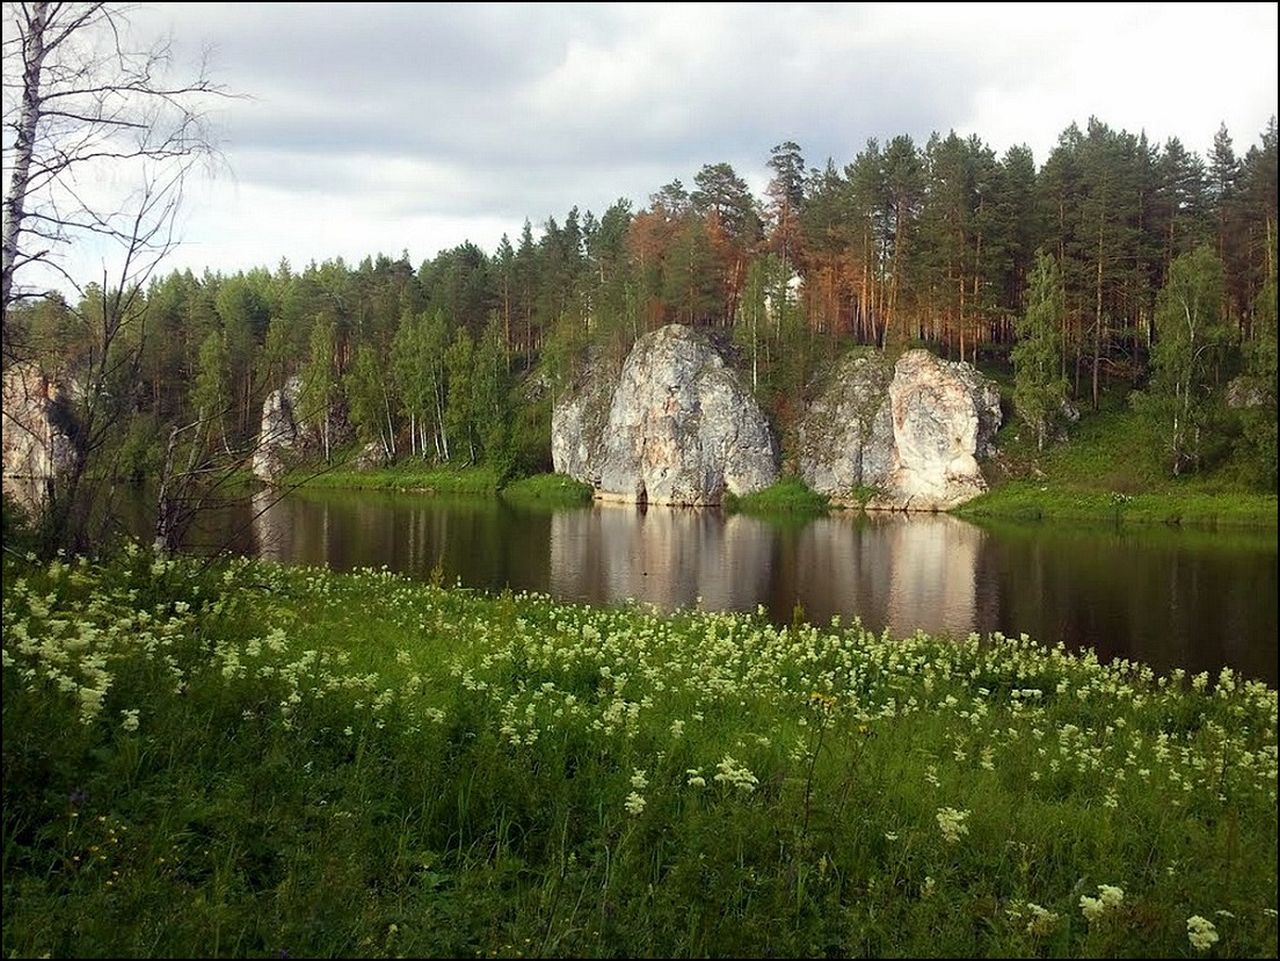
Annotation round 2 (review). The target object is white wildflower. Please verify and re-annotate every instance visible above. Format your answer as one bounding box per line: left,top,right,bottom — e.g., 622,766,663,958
1186,915,1219,952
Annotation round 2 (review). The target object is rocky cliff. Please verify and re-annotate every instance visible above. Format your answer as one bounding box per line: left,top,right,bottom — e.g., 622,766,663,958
798,349,1002,510
552,325,778,506
2,363,80,509
251,376,303,482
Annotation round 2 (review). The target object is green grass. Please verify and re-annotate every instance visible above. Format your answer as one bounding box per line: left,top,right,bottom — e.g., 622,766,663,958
3,550,1276,957
500,473,594,506
959,482,1277,527
282,461,501,496
961,399,1278,527
726,476,830,517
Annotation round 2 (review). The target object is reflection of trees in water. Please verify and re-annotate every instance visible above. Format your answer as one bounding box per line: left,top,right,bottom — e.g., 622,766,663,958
109,486,1275,685
549,505,772,611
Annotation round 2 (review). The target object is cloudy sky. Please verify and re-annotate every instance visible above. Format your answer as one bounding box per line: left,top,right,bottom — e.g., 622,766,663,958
35,2,1280,283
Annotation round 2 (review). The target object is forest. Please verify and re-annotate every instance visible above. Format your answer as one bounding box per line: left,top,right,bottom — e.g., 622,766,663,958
7,115,1278,497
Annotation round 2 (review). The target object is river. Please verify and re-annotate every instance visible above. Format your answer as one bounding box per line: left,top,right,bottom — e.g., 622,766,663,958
114,486,1278,684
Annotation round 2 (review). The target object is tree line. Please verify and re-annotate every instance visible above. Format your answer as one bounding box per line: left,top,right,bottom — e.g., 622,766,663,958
7,115,1277,489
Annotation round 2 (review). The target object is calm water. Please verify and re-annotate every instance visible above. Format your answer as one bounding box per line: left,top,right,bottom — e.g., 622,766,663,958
117,487,1278,684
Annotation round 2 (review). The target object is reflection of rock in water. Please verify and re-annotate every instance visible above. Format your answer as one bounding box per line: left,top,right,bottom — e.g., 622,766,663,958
549,505,772,612
795,513,985,637
251,489,295,562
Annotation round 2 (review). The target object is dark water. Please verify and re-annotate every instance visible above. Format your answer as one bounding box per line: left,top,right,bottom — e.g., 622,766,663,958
116,488,1278,684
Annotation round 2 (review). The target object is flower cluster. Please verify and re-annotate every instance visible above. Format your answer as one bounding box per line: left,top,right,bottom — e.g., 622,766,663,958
713,755,759,793
935,806,970,844
1080,884,1124,921
1186,915,1219,951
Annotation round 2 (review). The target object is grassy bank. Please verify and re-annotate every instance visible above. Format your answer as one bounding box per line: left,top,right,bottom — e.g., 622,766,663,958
282,462,501,496
962,402,1278,527
958,482,1278,527
3,551,1276,957
280,461,593,507
725,475,830,517
500,472,594,507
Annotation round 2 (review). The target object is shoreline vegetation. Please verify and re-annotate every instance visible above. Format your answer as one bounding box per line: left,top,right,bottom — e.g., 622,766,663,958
273,395,1279,528
2,550,1276,957
277,464,1277,527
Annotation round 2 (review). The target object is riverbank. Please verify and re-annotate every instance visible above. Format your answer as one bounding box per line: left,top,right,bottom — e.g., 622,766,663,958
958,403,1277,528
278,463,593,507
956,482,1277,526
281,462,503,495
3,551,1276,958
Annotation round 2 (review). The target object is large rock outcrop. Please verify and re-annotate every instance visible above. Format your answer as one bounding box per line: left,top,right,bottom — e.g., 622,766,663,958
552,325,778,506
796,353,896,493
798,349,1002,511
2,363,80,510
251,376,302,482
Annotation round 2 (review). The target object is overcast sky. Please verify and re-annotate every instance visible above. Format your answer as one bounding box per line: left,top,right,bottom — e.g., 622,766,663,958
49,2,1280,282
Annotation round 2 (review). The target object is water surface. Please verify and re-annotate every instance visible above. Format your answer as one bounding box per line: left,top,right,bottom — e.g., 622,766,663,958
117,487,1277,684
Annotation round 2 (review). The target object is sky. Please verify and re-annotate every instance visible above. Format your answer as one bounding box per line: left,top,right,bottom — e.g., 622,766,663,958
13,1,1280,288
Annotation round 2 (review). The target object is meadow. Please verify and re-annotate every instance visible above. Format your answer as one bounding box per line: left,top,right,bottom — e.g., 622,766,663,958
2,548,1276,957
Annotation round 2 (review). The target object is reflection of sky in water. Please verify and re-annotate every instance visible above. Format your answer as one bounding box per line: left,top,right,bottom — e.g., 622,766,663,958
110,488,1277,685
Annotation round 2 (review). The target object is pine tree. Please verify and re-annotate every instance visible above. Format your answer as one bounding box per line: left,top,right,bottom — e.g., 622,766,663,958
299,314,338,463
191,329,231,454
1012,252,1069,450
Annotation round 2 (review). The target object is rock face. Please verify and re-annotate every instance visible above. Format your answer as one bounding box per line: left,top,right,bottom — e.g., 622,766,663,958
552,325,778,506
550,349,615,488
251,376,302,482
796,354,896,494
798,348,1002,511
2,363,80,508
355,439,388,470
1226,375,1270,410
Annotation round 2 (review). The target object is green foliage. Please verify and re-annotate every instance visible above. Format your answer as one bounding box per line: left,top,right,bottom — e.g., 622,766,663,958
725,476,829,516
472,313,513,478
1236,269,1277,489
113,413,166,484
962,397,1277,526
500,473,593,506
191,328,231,452
1131,247,1234,476
285,462,500,495
443,326,475,463
3,553,1276,957
342,344,389,453
1011,251,1069,450
299,314,339,462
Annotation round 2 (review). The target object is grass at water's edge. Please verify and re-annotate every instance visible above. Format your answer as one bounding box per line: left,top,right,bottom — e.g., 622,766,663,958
956,398,1277,529
280,462,501,496
3,550,1276,958
955,483,1278,527
499,472,593,506
725,475,831,516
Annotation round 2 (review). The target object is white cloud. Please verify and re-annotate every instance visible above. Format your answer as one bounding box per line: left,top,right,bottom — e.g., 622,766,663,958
14,1,1278,291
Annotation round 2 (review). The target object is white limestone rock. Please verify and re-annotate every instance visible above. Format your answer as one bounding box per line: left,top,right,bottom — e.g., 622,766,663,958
553,325,778,506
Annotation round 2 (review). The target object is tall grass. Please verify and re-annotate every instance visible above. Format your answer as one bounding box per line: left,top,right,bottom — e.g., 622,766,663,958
3,550,1276,957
